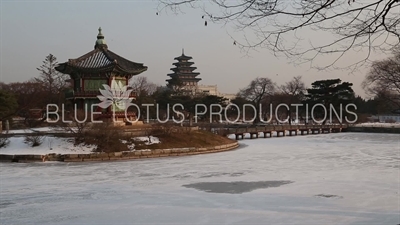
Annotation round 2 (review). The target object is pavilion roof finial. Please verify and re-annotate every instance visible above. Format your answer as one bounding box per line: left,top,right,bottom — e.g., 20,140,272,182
182,48,184,55
95,27,107,49
97,27,104,39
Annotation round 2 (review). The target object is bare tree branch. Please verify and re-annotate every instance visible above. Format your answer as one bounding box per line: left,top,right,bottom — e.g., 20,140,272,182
159,0,400,70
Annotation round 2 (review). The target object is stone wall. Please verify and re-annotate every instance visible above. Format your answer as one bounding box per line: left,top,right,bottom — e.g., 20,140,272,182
0,142,239,163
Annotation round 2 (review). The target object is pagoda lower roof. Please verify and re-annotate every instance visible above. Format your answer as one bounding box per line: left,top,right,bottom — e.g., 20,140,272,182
56,47,147,76
170,67,197,72
166,78,201,82
167,72,200,77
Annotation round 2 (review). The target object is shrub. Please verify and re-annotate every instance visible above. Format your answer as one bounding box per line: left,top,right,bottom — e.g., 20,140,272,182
61,110,92,145
24,134,45,147
0,132,10,148
85,123,128,153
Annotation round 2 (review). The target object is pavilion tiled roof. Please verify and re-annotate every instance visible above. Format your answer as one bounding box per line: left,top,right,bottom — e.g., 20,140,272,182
72,50,112,69
56,28,147,76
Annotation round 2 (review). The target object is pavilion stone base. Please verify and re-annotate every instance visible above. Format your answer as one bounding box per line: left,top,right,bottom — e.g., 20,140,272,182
103,120,144,126
101,114,144,126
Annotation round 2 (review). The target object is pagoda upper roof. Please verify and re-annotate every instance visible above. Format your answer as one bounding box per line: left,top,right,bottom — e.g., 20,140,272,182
174,54,193,61
56,28,147,76
173,49,194,61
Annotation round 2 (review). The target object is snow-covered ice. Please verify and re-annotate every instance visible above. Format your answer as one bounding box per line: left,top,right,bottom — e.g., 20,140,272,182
0,133,399,225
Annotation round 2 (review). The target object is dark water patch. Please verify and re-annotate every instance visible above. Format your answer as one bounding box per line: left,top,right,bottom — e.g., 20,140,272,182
199,172,245,178
0,201,14,208
183,180,293,194
173,174,193,179
138,172,159,177
315,194,343,199
230,172,244,177
199,172,232,178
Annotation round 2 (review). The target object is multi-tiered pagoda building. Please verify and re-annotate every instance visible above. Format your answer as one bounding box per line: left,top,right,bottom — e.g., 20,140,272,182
56,28,147,122
166,50,201,93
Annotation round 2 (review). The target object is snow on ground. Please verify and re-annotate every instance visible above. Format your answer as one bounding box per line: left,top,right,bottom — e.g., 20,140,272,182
132,136,160,145
1,135,161,155
0,133,399,225
0,136,95,155
354,122,400,128
6,127,67,134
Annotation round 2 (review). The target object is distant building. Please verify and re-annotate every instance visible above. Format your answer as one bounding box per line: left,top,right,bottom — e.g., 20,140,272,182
197,85,236,102
197,85,219,95
220,93,237,103
166,49,201,94
166,50,237,101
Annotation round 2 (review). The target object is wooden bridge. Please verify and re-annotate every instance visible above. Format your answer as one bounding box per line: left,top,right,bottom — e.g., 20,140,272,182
203,124,347,140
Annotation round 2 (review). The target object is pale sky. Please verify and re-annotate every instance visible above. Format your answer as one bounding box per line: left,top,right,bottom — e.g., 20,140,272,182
0,0,391,98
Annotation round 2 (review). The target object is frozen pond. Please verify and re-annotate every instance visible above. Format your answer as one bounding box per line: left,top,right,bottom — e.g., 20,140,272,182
0,133,399,225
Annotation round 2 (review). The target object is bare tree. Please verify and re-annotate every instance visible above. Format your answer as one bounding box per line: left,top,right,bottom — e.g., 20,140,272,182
280,76,306,124
160,0,400,70
362,48,400,108
166,76,187,95
281,76,306,98
0,131,10,148
238,77,276,123
61,110,93,145
129,76,158,97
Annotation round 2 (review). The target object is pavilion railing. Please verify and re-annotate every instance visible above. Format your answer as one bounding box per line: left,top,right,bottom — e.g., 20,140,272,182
65,90,137,99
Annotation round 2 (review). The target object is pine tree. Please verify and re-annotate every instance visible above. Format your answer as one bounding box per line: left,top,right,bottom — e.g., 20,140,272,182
35,54,68,105
304,79,355,123
0,89,18,121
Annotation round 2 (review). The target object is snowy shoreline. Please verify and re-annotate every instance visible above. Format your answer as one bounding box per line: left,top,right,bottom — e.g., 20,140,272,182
0,135,160,156
1,123,398,156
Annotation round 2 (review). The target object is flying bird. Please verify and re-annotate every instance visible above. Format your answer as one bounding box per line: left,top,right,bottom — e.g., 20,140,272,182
156,12,159,15
202,15,204,19
233,41,236,45
205,21,207,26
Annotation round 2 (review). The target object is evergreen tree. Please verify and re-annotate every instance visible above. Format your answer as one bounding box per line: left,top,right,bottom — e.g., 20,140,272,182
35,54,68,105
304,79,355,123
0,89,18,121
